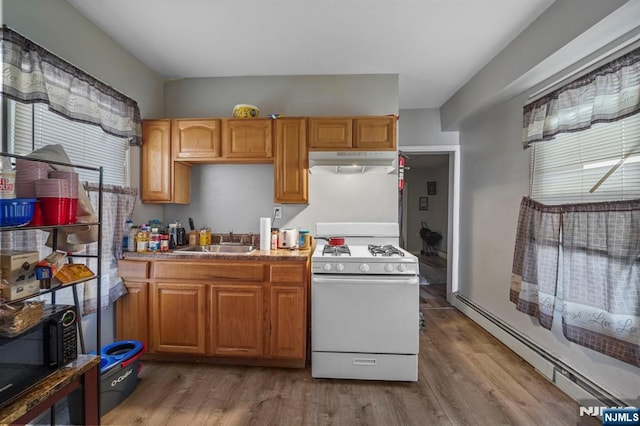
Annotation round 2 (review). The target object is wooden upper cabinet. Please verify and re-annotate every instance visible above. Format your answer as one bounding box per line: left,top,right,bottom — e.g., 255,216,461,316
150,282,207,354
354,116,396,150
222,119,272,160
209,284,265,357
172,119,222,161
141,119,191,204
308,118,353,150
141,120,171,202
309,116,396,151
274,118,308,204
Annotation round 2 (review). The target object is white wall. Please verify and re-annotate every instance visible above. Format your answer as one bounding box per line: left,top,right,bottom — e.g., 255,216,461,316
399,108,459,146
4,0,165,349
163,75,399,234
404,162,449,254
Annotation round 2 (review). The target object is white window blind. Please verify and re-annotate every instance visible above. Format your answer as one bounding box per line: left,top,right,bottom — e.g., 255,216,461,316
10,101,128,186
530,113,640,204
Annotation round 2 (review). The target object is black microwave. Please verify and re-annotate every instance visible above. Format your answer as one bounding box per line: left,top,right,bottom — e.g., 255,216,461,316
0,304,78,408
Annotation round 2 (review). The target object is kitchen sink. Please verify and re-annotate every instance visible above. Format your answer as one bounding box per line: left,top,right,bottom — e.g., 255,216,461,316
174,244,256,254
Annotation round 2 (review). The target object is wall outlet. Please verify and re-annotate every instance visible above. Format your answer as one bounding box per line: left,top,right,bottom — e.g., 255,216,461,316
273,206,283,220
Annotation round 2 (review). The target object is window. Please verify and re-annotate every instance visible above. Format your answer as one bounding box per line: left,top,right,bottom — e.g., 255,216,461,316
9,101,129,186
530,113,640,204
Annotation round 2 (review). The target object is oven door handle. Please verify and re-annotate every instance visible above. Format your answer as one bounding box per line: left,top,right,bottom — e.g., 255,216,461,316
312,275,418,286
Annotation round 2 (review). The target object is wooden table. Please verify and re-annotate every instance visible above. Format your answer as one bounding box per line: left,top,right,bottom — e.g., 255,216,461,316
0,354,100,425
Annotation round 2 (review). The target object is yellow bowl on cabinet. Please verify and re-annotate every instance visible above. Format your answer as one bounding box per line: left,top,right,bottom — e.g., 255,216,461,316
232,104,260,118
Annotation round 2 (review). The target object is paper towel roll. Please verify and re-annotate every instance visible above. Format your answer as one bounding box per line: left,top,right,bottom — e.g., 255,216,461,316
260,217,271,251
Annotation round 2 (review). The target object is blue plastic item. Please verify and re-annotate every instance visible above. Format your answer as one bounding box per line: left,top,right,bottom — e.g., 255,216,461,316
69,340,145,423
0,198,36,227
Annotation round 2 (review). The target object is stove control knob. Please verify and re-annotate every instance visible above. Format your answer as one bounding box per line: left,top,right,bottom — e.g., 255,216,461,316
336,264,345,272
385,264,394,272
323,263,332,271
359,263,370,272
397,264,406,272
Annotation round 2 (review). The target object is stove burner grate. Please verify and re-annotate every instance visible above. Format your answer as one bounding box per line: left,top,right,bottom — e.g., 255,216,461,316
323,245,351,256
368,244,405,257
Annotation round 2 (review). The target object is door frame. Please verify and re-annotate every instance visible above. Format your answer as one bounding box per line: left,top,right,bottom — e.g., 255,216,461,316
399,145,460,303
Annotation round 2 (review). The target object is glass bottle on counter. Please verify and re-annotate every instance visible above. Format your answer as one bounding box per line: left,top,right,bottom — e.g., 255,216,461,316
271,230,278,250
122,219,133,250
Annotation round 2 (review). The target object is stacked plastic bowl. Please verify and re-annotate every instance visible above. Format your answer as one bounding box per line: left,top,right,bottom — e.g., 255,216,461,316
15,159,49,198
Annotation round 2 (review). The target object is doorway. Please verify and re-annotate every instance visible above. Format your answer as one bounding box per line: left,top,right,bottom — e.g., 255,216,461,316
399,145,460,304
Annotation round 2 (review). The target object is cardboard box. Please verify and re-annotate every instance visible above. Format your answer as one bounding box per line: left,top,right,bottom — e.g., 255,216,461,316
0,250,39,285
54,263,95,286
0,280,41,301
35,251,67,280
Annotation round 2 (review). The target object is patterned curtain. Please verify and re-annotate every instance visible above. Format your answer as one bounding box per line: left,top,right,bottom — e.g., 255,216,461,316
81,183,138,314
1,26,142,145
561,200,640,367
510,197,561,329
522,46,640,148
511,196,640,367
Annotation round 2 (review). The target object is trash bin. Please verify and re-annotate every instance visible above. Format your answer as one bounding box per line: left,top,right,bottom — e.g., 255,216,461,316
68,340,145,424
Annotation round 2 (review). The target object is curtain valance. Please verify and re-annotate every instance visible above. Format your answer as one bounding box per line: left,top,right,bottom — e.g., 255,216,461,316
522,46,640,148
1,26,142,145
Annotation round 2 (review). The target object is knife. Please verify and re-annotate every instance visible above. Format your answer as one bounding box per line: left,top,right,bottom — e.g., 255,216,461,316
188,217,195,231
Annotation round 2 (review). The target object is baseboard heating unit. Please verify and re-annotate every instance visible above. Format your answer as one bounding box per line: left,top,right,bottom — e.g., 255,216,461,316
452,293,628,408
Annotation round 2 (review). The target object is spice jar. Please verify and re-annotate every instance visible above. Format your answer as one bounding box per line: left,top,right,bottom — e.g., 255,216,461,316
160,234,169,252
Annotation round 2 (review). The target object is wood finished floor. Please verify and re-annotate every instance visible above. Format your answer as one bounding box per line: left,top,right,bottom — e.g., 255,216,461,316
101,280,598,426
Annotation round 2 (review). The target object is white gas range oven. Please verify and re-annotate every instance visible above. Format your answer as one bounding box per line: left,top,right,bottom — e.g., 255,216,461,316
311,222,419,382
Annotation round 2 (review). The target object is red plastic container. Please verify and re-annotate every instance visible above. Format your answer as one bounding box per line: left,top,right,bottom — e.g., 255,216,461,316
67,198,78,224
29,200,43,226
40,197,69,225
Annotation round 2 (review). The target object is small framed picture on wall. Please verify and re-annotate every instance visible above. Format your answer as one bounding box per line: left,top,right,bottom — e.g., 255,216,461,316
419,197,428,211
427,181,437,195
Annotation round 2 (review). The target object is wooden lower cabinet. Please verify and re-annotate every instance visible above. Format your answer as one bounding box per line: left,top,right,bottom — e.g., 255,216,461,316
269,285,305,359
116,281,148,345
150,282,207,355
116,258,308,366
209,283,264,356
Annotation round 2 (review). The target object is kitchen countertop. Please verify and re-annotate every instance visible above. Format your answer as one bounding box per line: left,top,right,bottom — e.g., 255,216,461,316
122,248,312,262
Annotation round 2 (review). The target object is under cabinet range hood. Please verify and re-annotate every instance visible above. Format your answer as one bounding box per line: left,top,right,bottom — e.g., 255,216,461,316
308,151,397,174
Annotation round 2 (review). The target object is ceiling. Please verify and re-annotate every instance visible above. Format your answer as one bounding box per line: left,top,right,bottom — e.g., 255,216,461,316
65,0,555,109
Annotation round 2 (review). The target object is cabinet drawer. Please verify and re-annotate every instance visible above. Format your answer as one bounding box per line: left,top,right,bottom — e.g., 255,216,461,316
270,263,305,284
117,260,150,279
154,262,264,281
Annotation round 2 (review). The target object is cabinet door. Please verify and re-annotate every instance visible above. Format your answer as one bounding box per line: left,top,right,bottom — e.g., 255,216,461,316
269,285,306,359
274,118,308,203
150,282,207,354
308,118,353,150
209,284,264,357
222,119,272,159
172,119,222,161
141,120,172,202
116,281,149,345
141,120,190,204
353,116,396,150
